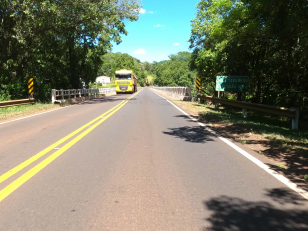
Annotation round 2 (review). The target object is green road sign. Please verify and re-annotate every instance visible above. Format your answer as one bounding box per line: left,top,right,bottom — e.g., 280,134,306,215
216,76,249,92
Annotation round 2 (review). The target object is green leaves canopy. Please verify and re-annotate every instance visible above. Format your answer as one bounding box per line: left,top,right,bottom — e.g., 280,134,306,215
190,0,308,110
153,52,196,88
0,0,140,101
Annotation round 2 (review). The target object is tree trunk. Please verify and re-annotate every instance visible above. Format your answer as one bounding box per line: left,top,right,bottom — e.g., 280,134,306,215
68,35,79,89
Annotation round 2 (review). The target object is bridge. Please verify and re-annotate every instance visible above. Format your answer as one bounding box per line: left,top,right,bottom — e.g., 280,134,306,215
0,88,307,230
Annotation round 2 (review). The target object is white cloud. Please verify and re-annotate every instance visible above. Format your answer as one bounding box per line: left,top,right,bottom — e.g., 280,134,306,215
138,8,154,15
133,48,146,55
155,24,164,27
173,43,180,46
139,8,146,14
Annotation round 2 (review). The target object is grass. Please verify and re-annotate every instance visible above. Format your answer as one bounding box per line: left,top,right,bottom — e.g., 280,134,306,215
0,102,63,123
176,101,308,143
277,163,287,169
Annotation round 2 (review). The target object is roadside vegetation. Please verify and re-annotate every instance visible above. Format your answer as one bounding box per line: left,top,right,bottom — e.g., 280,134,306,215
188,0,308,120
0,103,64,123
152,52,197,88
0,0,140,102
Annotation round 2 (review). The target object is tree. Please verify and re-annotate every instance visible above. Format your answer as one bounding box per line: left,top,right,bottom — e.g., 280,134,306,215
99,52,147,86
0,0,140,101
153,52,196,87
190,0,308,109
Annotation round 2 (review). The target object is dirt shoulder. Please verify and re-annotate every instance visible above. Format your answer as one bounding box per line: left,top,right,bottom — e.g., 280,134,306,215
0,103,64,124
152,89,308,191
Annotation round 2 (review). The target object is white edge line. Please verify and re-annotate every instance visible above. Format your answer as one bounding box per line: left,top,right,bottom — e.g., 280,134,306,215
151,89,308,200
0,106,69,126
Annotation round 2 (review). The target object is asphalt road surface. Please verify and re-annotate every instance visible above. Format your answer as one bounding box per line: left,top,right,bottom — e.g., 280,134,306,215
0,88,307,231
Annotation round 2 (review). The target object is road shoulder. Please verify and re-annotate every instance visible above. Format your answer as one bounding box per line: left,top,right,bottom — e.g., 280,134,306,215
151,88,308,195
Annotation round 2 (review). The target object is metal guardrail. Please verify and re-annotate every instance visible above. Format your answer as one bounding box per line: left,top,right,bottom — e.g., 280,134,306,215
51,88,115,103
197,95,299,130
153,87,191,96
0,99,36,108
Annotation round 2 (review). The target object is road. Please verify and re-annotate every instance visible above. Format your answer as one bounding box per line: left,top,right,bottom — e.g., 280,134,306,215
0,88,307,231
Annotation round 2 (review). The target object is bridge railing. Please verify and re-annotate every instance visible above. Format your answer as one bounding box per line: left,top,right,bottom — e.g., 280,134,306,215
51,88,115,103
152,87,191,96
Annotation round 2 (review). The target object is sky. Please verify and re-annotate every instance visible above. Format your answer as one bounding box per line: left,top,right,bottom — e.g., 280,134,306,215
110,0,200,63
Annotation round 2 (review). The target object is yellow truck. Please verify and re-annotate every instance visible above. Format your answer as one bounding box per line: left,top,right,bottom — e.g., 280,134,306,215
114,69,138,94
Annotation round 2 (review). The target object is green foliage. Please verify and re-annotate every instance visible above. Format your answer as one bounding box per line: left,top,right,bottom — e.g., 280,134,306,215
190,0,308,118
0,85,11,101
89,82,102,89
0,0,140,101
153,52,196,87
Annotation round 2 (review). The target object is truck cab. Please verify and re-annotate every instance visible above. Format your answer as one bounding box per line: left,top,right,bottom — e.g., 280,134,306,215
115,69,138,94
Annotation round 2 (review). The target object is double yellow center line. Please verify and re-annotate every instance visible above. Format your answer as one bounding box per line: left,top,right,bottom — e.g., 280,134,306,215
0,90,142,202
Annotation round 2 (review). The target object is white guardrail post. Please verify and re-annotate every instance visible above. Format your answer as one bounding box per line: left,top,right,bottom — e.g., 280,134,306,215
51,89,56,104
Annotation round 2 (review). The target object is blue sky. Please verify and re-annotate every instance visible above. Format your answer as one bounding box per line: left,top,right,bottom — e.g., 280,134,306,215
111,0,200,63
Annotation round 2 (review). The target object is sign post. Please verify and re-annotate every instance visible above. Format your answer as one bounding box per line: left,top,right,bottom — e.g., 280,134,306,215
216,76,249,115
216,90,220,109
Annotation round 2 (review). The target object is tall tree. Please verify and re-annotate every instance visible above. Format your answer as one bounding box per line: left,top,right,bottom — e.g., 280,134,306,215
0,0,140,100
190,0,308,108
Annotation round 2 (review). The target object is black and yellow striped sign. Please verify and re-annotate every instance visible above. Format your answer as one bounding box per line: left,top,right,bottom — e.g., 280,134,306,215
196,77,201,90
28,78,34,95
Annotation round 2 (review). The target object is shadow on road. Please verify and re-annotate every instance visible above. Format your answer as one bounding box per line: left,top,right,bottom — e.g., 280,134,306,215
264,188,307,205
163,126,216,143
173,114,200,122
203,189,308,231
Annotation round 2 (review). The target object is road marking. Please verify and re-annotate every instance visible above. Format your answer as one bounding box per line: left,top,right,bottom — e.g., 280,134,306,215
0,93,136,184
0,90,142,202
151,89,308,200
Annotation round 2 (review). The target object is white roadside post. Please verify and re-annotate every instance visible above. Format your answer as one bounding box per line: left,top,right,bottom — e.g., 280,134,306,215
51,89,56,104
